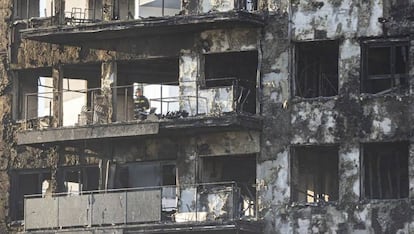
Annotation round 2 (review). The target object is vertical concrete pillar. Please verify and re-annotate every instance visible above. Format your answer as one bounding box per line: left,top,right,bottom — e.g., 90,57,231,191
177,138,197,185
408,142,414,198
101,61,117,123
52,65,63,127
179,51,199,115
11,71,18,120
49,146,61,194
54,0,65,25
338,144,360,203
338,38,360,96
409,38,414,94
102,0,114,21
176,138,198,214
182,0,200,14
256,149,291,233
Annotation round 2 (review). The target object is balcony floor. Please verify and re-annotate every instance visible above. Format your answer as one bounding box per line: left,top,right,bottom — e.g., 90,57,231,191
17,114,262,146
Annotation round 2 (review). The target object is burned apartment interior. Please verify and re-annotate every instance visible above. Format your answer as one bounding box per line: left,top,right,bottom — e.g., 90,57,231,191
0,0,414,233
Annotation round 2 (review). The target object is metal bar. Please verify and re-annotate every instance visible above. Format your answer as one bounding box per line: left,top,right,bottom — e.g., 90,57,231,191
26,0,29,18
57,195,60,228
93,0,96,21
24,94,28,126
91,90,95,123
89,194,93,227
195,185,198,222
51,0,53,24
124,88,128,121
162,0,164,16
124,190,127,224
196,82,199,115
377,155,382,199
160,84,163,114
25,181,238,198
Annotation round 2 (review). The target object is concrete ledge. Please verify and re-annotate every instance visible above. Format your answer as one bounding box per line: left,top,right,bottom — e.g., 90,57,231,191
17,122,159,145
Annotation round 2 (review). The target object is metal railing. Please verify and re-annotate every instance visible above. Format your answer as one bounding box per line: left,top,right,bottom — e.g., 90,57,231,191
22,81,242,130
64,0,182,24
24,182,251,231
15,0,257,26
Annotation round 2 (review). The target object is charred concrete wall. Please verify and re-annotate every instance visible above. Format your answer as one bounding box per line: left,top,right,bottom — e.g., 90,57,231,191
258,0,414,233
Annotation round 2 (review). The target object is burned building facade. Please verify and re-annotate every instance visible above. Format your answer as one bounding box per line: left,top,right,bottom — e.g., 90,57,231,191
0,0,412,233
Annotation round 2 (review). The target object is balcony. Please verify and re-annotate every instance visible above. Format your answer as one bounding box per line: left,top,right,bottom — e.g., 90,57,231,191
16,81,262,146
24,182,261,233
16,0,263,49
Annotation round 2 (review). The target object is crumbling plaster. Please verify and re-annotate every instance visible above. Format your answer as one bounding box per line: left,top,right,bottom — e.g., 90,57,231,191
291,0,383,40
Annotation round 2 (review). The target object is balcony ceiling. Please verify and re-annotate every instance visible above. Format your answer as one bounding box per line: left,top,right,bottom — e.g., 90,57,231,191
20,12,264,48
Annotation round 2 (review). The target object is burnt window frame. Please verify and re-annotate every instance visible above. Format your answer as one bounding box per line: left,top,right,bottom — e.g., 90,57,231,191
361,40,409,94
361,141,409,200
13,0,40,20
293,40,339,98
202,50,259,114
10,168,51,222
290,145,339,203
57,165,100,193
113,161,176,189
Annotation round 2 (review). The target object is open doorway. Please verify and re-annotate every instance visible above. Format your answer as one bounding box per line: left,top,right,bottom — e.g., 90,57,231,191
116,57,179,120
200,154,256,218
204,51,258,114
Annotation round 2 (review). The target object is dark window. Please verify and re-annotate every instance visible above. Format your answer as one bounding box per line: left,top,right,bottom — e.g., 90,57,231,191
200,155,256,218
291,145,339,202
14,0,40,19
295,40,339,98
114,162,176,189
363,141,409,199
58,166,100,193
237,0,258,11
113,161,176,220
362,42,409,94
10,169,51,221
204,51,258,114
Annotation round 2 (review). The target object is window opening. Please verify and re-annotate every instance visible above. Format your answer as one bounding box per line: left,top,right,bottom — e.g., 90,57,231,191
135,0,181,18
117,58,179,120
295,40,339,98
58,166,100,194
291,145,339,203
363,141,409,199
362,41,409,94
10,169,51,221
114,161,176,220
14,0,41,19
204,51,258,114
200,155,256,218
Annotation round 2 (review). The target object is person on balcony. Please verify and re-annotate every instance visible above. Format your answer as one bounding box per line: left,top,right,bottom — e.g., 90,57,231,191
134,88,150,120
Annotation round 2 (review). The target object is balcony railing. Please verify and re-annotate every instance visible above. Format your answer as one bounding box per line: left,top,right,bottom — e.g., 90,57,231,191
24,182,254,231
21,79,250,130
15,0,257,27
